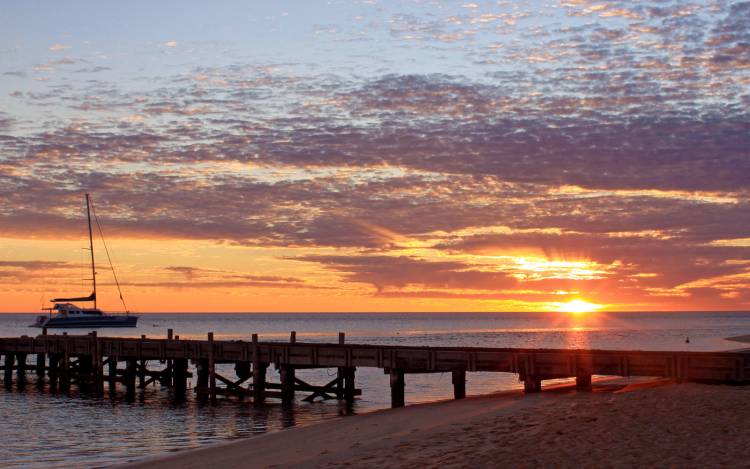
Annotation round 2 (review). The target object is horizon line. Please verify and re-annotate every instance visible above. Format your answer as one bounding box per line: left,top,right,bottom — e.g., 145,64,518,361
3,310,749,314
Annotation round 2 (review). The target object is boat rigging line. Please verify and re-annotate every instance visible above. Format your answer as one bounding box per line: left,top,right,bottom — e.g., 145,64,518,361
89,195,129,314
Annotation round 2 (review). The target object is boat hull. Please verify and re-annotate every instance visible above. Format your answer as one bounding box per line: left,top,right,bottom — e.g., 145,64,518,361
34,315,139,328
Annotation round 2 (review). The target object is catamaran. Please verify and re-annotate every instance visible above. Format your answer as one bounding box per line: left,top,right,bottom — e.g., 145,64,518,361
31,194,138,328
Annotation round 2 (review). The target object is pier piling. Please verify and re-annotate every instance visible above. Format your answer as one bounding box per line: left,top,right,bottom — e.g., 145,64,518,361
138,360,147,388
576,374,592,391
336,332,346,399
125,359,137,397
78,355,93,388
60,349,70,391
164,329,174,387
343,367,356,405
252,334,267,405
173,358,188,396
452,370,466,399
390,369,405,408
196,359,209,393
48,354,59,389
108,358,118,391
280,331,296,404
280,365,295,404
36,353,46,377
523,376,542,393
208,332,217,402
4,353,14,384
91,332,103,393
575,354,593,391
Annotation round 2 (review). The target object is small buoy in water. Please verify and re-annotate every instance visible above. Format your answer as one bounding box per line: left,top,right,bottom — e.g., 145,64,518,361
685,336,690,343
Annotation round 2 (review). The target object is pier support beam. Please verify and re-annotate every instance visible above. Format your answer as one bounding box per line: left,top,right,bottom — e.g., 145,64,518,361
48,354,60,389
36,353,46,378
125,359,137,398
343,367,356,405
59,352,70,391
576,354,593,391
252,334,266,406
336,332,346,399
208,332,217,402
15,353,27,389
173,358,188,397
162,329,174,388
235,361,252,382
138,360,147,389
4,353,14,384
196,359,209,391
160,363,173,387
108,358,118,393
253,362,267,406
91,332,103,393
452,370,466,400
390,369,405,408
280,365,295,404
576,373,592,391
78,355,93,386
523,375,542,393
16,353,27,378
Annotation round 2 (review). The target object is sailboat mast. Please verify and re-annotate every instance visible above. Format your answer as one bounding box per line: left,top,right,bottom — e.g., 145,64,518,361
85,193,97,308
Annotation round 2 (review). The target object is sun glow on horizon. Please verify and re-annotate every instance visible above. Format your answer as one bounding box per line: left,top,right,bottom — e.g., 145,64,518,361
558,299,600,314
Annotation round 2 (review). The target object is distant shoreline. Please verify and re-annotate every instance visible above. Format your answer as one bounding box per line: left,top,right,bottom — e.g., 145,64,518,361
725,335,750,344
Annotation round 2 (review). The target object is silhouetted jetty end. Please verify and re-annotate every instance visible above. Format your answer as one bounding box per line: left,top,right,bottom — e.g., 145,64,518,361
1,330,748,407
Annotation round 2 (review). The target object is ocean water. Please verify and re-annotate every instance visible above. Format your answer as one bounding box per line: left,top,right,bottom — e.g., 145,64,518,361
0,312,748,467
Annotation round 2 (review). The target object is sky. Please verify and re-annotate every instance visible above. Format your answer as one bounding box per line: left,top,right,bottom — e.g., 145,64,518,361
0,0,748,312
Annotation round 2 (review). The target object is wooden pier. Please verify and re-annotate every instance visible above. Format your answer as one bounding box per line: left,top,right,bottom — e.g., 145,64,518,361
1,331,748,408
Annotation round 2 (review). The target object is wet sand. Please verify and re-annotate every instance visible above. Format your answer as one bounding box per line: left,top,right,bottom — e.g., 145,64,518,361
126,379,750,468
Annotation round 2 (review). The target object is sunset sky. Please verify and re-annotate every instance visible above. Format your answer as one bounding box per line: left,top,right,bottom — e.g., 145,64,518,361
0,0,748,312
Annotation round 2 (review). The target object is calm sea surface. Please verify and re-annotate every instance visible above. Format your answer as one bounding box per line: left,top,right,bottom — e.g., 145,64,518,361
1,312,749,467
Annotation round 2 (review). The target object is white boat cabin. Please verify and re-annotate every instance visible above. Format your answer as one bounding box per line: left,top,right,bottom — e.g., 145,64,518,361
51,303,104,316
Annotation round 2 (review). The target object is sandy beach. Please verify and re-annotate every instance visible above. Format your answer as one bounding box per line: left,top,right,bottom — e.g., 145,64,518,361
127,379,750,468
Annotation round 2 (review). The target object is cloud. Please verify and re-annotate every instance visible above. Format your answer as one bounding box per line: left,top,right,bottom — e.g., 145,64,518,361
2,0,750,309
0,112,13,130
437,230,750,288
118,266,326,290
0,260,80,282
707,2,750,70
115,279,328,290
164,265,221,279
0,260,71,270
164,265,303,283
75,66,112,73
48,44,71,51
291,254,518,292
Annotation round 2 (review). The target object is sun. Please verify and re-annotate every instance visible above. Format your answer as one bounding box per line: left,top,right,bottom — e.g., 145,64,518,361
558,299,600,314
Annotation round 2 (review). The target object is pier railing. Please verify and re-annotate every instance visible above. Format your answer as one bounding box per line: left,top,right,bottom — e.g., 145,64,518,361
1,332,748,407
